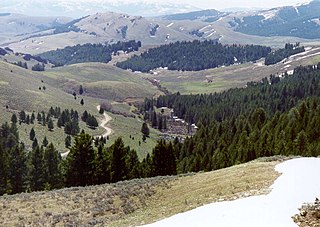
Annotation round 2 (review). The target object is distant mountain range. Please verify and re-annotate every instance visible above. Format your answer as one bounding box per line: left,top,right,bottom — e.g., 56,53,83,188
1,1,320,54
230,0,320,39
0,0,199,18
162,9,228,22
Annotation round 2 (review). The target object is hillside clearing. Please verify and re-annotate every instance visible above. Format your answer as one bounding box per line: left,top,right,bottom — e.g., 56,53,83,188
0,157,285,226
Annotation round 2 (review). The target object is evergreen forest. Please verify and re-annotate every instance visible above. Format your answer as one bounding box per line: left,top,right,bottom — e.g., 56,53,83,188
116,40,272,72
1,62,320,196
38,40,141,66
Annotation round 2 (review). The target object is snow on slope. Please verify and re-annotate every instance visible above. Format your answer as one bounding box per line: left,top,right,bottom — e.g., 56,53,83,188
143,158,320,227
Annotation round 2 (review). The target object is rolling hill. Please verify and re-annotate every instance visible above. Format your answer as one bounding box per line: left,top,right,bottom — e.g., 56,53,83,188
5,12,201,54
4,1,320,55
0,13,72,45
162,9,228,22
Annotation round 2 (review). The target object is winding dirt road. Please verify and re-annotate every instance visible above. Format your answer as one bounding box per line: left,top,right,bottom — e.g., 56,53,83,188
60,106,112,158
96,105,112,137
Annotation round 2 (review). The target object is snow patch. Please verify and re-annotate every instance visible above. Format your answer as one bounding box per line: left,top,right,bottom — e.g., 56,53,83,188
199,24,212,32
311,18,320,25
143,158,320,227
205,32,215,38
259,9,278,21
294,7,300,16
166,22,174,28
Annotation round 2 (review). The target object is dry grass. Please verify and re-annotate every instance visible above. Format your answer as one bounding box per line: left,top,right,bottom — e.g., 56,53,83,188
111,157,285,226
0,157,286,226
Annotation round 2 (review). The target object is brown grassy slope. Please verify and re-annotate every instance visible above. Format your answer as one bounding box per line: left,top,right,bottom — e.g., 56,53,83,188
0,157,285,226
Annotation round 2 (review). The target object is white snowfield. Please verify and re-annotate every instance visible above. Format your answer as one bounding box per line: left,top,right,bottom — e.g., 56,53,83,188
143,158,320,227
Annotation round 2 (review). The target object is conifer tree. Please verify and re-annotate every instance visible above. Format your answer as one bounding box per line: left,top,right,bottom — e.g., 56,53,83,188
29,146,45,191
141,122,150,137
8,146,27,194
48,118,54,131
42,136,48,147
110,137,127,183
11,114,17,124
0,145,9,195
30,128,36,141
65,132,95,186
44,143,62,189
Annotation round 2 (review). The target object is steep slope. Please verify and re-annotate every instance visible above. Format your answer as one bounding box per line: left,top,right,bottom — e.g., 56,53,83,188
230,1,320,39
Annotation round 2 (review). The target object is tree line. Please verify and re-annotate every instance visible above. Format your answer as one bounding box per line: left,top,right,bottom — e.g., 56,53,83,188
146,63,320,126
116,40,271,72
0,122,176,195
141,63,320,172
265,43,305,65
2,63,320,195
38,40,142,67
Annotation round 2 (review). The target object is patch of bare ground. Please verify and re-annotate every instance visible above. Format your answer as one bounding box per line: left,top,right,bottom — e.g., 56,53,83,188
0,156,289,226
293,198,320,227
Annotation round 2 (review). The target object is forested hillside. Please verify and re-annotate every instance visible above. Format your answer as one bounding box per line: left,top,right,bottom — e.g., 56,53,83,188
116,40,271,72
150,64,320,124
265,43,305,65
144,64,320,172
38,40,141,66
2,62,320,196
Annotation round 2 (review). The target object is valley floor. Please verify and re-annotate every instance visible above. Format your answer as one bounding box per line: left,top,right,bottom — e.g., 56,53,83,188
143,157,320,227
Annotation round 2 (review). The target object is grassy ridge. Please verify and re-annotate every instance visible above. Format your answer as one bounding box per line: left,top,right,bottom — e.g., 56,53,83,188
0,157,284,226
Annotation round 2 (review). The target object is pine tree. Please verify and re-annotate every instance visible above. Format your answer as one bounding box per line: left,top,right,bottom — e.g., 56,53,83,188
152,111,157,128
19,110,26,123
82,111,89,122
37,113,42,124
152,140,176,176
94,143,110,184
31,112,35,124
99,107,104,114
80,99,84,106
141,122,150,137
26,115,30,124
65,135,72,148
32,137,38,149
42,136,48,147
29,146,45,191
65,131,95,186
44,143,62,189
0,145,9,195
110,137,127,183
8,146,27,194
79,85,84,95
48,118,54,131
30,128,36,141
11,114,17,124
